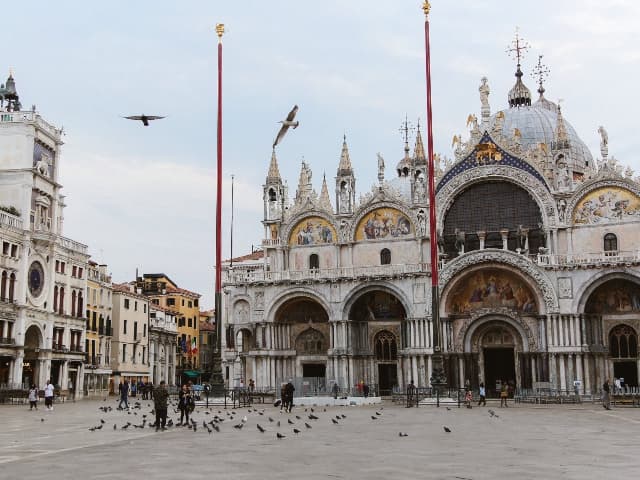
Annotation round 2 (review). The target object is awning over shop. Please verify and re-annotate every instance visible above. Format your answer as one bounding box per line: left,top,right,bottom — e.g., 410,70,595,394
183,370,200,379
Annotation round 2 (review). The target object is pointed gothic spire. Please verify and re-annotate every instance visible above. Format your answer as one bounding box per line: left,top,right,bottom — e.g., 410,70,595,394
337,134,353,176
266,148,282,183
319,173,333,212
413,120,426,165
553,103,570,150
295,160,314,203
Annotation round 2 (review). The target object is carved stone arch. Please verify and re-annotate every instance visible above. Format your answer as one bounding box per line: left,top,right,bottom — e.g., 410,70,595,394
440,249,558,313
24,323,44,349
566,178,640,226
342,281,413,320
281,210,339,247
266,288,332,323
349,201,418,242
435,165,557,233
235,327,253,352
574,271,640,314
454,310,535,354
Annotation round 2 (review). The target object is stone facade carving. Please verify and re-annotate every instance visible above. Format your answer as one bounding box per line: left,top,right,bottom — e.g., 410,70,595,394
440,249,559,312
558,277,572,299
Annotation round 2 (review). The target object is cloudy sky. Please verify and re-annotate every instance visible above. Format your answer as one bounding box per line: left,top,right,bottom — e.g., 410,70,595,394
6,0,639,308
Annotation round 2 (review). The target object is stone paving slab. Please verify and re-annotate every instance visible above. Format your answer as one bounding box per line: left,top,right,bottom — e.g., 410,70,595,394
1,398,639,479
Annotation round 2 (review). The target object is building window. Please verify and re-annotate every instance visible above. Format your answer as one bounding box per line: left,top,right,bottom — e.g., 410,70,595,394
143,324,147,337
2,242,8,255
1,271,7,300
609,325,638,358
123,320,127,335
134,301,138,311
134,321,138,340
604,233,618,253
72,266,77,277
309,254,319,270
182,299,185,307
194,299,199,307
122,344,127,362
8,273,15,302
124,298,130,309
10,244,17,257
167,298,175,306
143,304,146,313
374,330,397,360
380,248,391,265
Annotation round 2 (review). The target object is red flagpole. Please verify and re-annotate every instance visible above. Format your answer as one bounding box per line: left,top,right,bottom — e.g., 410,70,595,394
423,1,446,390
211,23,225,393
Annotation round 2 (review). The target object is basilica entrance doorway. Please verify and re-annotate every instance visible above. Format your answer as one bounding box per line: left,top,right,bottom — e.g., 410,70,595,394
483,348,516,397
613,361,638,388
302,363,326,378
378,364,397,396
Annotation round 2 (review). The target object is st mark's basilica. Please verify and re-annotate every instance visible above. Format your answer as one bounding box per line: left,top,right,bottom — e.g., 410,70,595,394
221,45,640,397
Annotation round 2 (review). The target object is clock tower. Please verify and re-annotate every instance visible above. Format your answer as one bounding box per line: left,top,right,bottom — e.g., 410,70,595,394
0,72,89,397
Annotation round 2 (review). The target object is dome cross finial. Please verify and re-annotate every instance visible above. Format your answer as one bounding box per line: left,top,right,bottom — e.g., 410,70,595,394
532,54,550,97
506,27,530,68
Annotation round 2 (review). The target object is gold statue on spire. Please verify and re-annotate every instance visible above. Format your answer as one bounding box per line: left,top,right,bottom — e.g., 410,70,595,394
215,23,225,39
422,1,431,17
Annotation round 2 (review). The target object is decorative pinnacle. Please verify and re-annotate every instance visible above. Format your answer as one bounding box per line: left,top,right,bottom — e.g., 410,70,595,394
399,115,415,150
506,27,530,67
532,54,550,95
422,1,431,17
215,23,225,39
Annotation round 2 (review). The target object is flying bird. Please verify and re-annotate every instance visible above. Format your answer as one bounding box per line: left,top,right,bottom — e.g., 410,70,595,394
123,114,165,126
272,105,299,148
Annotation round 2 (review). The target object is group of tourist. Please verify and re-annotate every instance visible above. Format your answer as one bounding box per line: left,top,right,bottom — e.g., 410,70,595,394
27,380,56,411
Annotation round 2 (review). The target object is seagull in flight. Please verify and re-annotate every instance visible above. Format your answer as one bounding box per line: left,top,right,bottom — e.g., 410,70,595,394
123,114,165,126
273,105,299,148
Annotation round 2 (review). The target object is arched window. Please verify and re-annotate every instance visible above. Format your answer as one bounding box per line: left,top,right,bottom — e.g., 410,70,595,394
71,290,77,317
380,248,391,265
609,325,638,358
374,330,397,361
268,188,276,201
53,285,58,312
8,273,15,302
296,328,325,354
59,287,64,315
77,292,83,317
1,271,7,300
604,233,618,253
309,254,319,270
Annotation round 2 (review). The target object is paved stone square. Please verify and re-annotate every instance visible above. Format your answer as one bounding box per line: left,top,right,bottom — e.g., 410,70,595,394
1,398,639,479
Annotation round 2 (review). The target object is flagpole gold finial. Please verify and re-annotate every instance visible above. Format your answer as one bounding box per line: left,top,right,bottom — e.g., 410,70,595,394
216,23,225,40
422,1,431,18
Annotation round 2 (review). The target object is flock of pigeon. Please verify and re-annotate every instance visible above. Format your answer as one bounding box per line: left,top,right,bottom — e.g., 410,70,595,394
60,398,501,440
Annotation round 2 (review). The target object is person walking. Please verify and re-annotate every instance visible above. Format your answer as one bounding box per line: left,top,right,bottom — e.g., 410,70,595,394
44,380,55,411
118,380,130,410
500,381,508,408
178,384,192,425
154,381,169,431
332,382,339,400
284,379,295,413
602,378,611,410
478,382,487,406
28,384,38,410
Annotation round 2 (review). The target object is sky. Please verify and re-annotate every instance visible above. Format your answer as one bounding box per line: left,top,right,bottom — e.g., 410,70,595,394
5,0,640,308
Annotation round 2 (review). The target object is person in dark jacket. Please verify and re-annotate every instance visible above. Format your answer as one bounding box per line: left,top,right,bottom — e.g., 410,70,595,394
178,384,192,425
284,380,295,413
154,381,169,431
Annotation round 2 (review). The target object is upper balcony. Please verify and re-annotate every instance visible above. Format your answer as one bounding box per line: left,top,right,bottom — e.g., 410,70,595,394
0,210,23,232
224,263,430,286
535,250,640,269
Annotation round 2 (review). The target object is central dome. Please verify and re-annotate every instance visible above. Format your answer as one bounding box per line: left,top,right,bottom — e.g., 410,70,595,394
490,98,594,173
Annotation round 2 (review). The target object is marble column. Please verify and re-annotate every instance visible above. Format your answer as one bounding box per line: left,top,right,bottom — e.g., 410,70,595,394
477,231,486,250
558,355,566,392
500,229,509,250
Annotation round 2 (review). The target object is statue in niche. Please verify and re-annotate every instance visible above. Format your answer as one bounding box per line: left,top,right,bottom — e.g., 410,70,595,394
339,182,351,213
454,228,465,254
414,174,426,202
557,199,567,222
416,209,426,236
556,160,571,190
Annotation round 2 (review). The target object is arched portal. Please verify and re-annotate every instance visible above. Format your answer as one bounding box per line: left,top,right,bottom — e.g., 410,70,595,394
23,325,43,386
273,297,330,385
348,290,406,394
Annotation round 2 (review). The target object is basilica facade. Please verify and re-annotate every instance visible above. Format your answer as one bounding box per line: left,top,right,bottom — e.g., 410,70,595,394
221,62,640,397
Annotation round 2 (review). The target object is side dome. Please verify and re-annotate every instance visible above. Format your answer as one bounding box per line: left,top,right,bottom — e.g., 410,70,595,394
489,103,594,173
